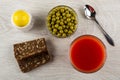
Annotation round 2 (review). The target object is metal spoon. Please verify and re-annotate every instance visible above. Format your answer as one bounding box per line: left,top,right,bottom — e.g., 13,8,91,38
84,4,115,46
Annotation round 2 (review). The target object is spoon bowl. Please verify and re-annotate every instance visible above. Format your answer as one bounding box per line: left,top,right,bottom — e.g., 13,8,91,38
84,5,96,19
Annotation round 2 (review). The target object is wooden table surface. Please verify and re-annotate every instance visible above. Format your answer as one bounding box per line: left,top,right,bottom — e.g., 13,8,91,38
0,0,120,80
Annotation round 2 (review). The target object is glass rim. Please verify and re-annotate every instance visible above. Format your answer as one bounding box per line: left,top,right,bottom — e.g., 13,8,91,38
70,34,106,49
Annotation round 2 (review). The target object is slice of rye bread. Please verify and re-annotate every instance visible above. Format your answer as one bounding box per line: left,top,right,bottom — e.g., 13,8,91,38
14,38,51,72
14,38,48,60
17,52,50,72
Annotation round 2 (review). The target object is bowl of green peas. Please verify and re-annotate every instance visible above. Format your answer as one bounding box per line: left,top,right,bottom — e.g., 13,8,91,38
47,5,78,38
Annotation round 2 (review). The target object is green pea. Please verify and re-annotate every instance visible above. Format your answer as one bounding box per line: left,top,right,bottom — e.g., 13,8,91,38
52,15,55,18
47,16,51,21
71,16,75,20
68,23,72,26
64,29,68,33
72,28,76,32
56,20,60,24
52,18,56,21
52,32,56,35
66,14,71,17
70,11,74,15
53,28,57,32
71,23,74,26
65,10,69,14
53,9,57,12
64,7,68,10
56,7,60,10
56,12,60,16
48,27,52,31
56,17,59,20
66,26,69,29
58,26,62,30
62,33,66,37
60,8,65,12
57,33,61,37
61,19,64,22
63,16,66,20
62,25,66,29
73,13,76,16
52,25,55,29
47,23,51,27
70,26,74,30
51,12,55,15
71,20,74,23
74,20,77,24
59,30,63,34
64,21,67,24
68,30,73,34
60,22,64,25
55,24,59,28
51,22,54,25
73,26,77,30
62,13,66,16
67,18,71,22
60,16,63,19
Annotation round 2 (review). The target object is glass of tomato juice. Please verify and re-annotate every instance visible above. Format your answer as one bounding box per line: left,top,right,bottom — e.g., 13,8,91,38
70,35,106,73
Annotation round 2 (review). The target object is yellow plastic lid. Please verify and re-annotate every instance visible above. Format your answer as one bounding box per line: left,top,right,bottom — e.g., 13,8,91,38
12,10,30,27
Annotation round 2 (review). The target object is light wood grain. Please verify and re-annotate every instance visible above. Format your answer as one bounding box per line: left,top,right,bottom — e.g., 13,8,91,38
0,0,120,80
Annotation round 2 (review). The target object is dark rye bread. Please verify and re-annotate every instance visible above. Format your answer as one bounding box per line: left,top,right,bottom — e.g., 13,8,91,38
14,38,48,60
14,38,51,73
18,52,50,72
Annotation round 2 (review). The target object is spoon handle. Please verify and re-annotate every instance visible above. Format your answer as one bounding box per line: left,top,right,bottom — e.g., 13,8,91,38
94,18,115,46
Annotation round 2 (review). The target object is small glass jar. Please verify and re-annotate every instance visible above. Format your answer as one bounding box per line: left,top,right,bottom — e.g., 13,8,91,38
70,35,106,73
11,10,34,31
46,5,78,38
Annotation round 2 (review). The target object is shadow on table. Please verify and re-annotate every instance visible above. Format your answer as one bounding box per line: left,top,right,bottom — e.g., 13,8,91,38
29,15,47,34
46,38,55,61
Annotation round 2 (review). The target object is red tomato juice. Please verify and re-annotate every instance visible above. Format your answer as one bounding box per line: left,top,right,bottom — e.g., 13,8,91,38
70,35,106,73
